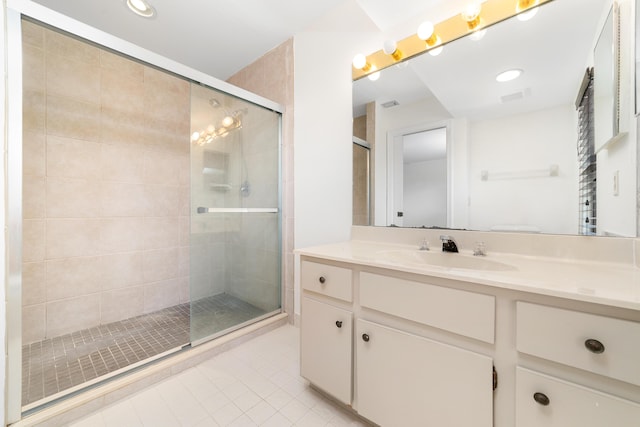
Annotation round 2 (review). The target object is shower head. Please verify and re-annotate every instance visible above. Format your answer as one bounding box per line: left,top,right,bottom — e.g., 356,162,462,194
209,98,221,108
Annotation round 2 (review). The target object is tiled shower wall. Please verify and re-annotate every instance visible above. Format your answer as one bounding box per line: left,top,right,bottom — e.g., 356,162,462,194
227,39,295,320
21,21,191,344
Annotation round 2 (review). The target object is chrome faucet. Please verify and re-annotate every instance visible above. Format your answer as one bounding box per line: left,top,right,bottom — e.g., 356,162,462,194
439,235,458,253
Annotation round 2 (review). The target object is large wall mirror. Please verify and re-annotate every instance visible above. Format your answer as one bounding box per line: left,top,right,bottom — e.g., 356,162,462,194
353,0,637,237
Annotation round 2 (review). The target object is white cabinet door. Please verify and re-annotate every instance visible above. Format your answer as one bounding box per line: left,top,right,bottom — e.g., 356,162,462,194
356,319,493,427
300,297,353,404
516,367,640,427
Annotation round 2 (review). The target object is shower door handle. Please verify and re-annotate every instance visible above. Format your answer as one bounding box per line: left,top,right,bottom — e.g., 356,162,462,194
197,207,279,214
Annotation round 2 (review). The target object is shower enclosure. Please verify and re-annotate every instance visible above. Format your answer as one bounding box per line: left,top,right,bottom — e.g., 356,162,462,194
10,16,281,417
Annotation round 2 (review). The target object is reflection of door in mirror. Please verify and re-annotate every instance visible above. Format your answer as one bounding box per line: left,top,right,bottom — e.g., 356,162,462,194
390,127,447,227
353,137,371,225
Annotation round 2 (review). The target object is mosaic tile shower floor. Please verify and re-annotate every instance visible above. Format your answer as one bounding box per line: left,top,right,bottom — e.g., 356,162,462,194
22,294,267,407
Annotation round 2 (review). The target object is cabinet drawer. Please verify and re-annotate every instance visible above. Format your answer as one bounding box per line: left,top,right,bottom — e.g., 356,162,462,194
360,272,495,343
301,297,352,404
301,260,352,302
516,302,640,386
515,367,640,427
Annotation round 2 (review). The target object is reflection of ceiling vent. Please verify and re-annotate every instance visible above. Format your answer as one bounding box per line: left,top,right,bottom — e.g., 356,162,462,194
500,88,531,103
382,100,400,108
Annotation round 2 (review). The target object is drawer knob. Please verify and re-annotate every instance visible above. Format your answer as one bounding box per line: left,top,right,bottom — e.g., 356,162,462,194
584,339,605,354
533,392,550,406
335,321,343,328
362,333,370,342
318,276,326,284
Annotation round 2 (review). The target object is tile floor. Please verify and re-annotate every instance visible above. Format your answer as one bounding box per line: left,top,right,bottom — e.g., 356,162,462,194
69,324,370,427
23,294,267,406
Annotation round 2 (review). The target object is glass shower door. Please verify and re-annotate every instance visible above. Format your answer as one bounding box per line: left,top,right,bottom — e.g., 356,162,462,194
189,84,281,344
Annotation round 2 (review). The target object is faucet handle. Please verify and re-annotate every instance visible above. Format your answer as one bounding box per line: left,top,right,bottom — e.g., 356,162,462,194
419,238,430,251
473,241,486,256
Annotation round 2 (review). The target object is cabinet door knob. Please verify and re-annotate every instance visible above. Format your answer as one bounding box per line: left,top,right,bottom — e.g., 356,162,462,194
362,333,370,342
584,338,605,354
335,321,343,328
318,276,326,284
533,392,550,406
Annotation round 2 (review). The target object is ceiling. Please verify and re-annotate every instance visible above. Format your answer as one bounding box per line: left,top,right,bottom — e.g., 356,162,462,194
29,0,463,80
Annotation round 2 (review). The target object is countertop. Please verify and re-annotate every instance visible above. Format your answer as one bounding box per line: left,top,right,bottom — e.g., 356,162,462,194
296,240,640,311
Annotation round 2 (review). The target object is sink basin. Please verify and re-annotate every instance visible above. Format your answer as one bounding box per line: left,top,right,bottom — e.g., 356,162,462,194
378,250,516,272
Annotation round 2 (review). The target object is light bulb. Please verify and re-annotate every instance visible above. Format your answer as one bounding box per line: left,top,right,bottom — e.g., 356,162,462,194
222,116,234,127
382,40,403,61
206,124,215,133
461,1,482,30
461,1,482,21
517,7,538,21
191,131,200,142
367,66,380,81
417,21,434,40
352,54,367,70
469,28,487,41
429,46,443,56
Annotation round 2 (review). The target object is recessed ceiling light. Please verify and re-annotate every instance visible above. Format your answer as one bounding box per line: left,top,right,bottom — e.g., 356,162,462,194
496,69,523,82
127,0,155,18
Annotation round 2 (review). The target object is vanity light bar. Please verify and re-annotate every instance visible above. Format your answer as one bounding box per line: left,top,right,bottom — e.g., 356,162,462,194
352,0,553,80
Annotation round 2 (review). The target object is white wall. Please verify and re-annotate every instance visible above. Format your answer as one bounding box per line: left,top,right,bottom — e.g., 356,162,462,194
468,105,578,234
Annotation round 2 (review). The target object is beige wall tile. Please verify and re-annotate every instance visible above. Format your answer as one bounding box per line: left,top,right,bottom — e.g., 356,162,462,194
100,50,144,78
179,216,190,247
46,219,101,259
143,150,181,185
46,294,100,337
143,279,180,313
23,90,45,132
45,256,104,301
24,176,45,219
23,219,45,262
178,276,189,304
23,131,46,177
46,135,101,180
101,252,144,290
46,95,101,141
46,177,101,218
22,20,44,48
45,28,100,65
101,66,144,114
101,286,144,324
99,218,146,253
101,107,148,147
143,66,190,125
46,53,101,102
101,182,147,217
23,304,46,344
23,44,45,93
144,184,181,217
178,246,189,277
142,248,179,282
143,217,179,250
23,262,46,306
99,139,146,184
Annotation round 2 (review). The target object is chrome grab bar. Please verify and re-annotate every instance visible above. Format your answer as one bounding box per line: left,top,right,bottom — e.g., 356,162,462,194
197,207,279,214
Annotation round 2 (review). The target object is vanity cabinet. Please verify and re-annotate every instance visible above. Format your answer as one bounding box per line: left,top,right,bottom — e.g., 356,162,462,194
298,255,640,426
515,367,640,427
356,319,493,427
300,260,354,404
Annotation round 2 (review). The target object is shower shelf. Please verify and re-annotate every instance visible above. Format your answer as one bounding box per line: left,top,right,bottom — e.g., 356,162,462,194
210,183,232,192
